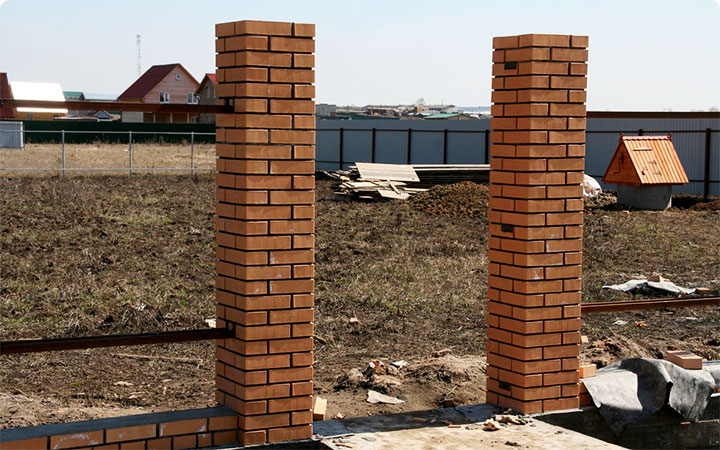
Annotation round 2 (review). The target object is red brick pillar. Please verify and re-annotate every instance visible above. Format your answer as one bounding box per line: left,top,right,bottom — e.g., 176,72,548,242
214,20,315,445
486,34,588,414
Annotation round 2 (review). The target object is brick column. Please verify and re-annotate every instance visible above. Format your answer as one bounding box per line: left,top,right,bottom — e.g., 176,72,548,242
214,20,315,445
486,34,588,414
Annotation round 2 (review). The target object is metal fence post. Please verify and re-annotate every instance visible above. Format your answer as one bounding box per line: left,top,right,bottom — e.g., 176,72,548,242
484,129,490,163
704,128,712,199
371,127,376,163
61,130,66,179
338,127,344,170
128,130,133,178
407,128,412,164
190,131,195,177
443,129,448,165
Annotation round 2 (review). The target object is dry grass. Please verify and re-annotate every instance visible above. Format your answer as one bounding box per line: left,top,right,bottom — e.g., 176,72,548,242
0,176,718,427
0,143,216,175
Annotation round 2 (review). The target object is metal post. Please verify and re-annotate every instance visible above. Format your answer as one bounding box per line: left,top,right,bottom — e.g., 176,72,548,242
61,130,66,179
371,127,376,163
638,128,644,136
704,128,712,200
443,129,448,165
484,129,490,163
407,128,412,165
339,127,344,170
128,130,133,178
190,131,195,177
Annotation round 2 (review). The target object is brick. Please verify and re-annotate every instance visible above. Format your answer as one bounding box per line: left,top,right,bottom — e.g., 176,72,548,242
551,48,588,62
269,338,313,353
543,397,579,412
579,364,597,378
236,83,293,98
268,367,313,383
270,190,314,205
270,160,315,174
236,114,292,129
512,359,562,374
543,371,579,386
270,279,314,294
270,68,315,83
512,306,562,321
239,354,290,371
225,35,269,52
106,424,156,443
236,20,293,36
292,410,314,425
665,350,702,370
267,425,313,443
216,22,236,37
544,318,581,333
543,344,579,359
236,324,291,341
120,441,146,450
50,431,103,449
516,89,567,103
268,396,313,413
236,51,292,67
512,385,561,401
237,430,264,446
493,35,519,49
159,418,207,436
294,85,315,99
550,76,587,89
504,47,550,62
518,34,570,48
146,438,172,449
294,23,315,37
0,438,48,450
517,62,569,75
570,35,589,48
549,103,586,117
172,435,196,449
239,384,291,400
270,37,315,53
504,76,549,90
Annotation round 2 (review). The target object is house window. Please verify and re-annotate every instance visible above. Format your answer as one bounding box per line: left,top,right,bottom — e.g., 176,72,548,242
160,92,170,103
187,93,198,104
175,73,182,80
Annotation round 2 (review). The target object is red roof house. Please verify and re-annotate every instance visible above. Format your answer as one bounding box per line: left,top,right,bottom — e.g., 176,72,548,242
0,73,14,119
195,73,217,123
118,63,200,123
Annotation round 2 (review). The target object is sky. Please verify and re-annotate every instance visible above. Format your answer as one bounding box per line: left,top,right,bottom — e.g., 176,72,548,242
0,0,718,111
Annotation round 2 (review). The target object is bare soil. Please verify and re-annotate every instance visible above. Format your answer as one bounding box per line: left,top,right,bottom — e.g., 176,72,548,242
0,176,718,429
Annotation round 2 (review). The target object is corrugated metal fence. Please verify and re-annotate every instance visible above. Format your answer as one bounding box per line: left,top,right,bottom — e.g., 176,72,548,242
0,121,23,148
317,117,719,196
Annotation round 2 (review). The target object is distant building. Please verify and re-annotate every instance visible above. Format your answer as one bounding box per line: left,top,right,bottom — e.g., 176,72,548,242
9,81,67,120
195,73,217,123
117,63,200,123
424,112,477,120
0,73,13,119
316,103,336,117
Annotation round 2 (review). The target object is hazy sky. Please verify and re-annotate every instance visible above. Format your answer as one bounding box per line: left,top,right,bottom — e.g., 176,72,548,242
1,0,718,110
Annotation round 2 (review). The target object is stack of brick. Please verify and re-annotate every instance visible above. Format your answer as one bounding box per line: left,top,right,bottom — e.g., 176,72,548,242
485,33,589,414
214,20,316,446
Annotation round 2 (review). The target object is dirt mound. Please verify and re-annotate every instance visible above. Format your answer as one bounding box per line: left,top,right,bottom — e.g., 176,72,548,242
410,182,489,219
688,198,720,211
584,192,619,210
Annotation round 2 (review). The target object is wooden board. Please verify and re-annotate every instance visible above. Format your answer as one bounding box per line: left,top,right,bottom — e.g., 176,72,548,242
355,163,420,183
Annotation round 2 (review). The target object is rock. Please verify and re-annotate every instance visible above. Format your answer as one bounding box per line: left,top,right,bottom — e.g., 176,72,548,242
335,368,365,390
386,365,400,376
482,418,500,431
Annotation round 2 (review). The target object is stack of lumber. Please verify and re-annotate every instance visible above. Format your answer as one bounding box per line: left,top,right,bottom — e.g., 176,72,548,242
324,163,428,200
412,164,490,187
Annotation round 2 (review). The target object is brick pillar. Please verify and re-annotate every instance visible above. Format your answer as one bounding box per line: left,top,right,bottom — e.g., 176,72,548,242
486,34,588,414
214,20,315,445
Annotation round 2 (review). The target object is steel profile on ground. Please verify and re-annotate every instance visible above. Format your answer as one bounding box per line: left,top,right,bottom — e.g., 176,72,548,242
580,296,720,314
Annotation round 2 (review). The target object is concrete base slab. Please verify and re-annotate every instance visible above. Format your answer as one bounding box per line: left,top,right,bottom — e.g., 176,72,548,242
313,403,621,450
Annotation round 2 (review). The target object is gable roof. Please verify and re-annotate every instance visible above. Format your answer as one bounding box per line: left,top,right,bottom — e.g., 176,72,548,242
118,63,198,100
603,135,688,186
195,73,216,94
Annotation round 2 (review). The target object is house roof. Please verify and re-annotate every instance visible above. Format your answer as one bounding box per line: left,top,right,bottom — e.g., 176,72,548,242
9,81,68,114
118,63,198,100
602,135,688,186
195,73,217,95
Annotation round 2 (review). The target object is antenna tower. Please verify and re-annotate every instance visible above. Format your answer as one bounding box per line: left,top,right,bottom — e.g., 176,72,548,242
136,34,142,76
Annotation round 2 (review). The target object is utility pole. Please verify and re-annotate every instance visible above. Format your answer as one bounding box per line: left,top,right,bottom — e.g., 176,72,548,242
136,34,142,76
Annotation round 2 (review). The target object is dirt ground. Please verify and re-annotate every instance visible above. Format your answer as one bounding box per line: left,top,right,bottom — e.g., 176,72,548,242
0,175,718,429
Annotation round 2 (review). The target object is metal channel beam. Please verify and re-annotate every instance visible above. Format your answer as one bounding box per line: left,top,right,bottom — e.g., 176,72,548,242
0,328,234,355
581,296,719,314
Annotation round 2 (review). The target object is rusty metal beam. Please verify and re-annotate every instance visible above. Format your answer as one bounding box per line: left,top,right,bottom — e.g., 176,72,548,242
0,98,233,114
0,328,234,355
581,296,719,314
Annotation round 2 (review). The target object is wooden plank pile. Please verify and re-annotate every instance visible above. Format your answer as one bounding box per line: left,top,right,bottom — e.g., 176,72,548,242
324,163,428,200
324,163,491,200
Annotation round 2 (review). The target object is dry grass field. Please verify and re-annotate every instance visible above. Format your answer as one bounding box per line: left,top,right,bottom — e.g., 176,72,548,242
0,174,718,428
0,143,216,175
